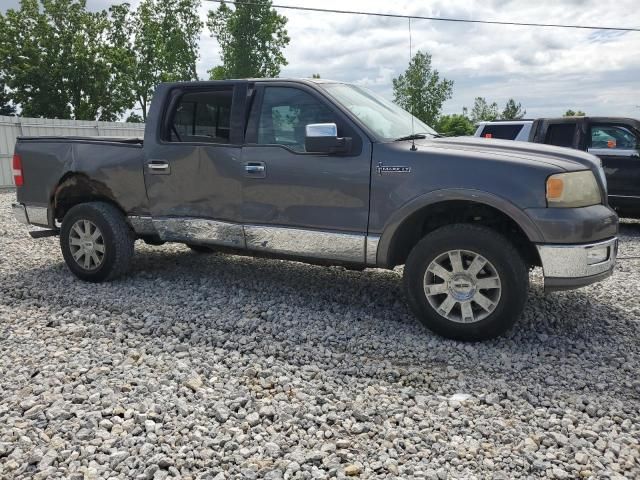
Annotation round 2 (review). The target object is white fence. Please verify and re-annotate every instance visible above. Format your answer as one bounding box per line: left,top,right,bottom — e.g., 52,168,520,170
0,116,145,187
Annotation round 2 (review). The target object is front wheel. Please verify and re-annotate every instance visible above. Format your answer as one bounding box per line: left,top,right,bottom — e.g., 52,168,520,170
403,224,528,341
60,202,134,282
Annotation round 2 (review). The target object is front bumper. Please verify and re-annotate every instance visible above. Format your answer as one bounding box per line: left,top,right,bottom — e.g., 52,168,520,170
537,237,618,292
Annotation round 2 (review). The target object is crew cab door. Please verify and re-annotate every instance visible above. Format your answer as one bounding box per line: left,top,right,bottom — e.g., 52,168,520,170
143,82,248,248
240,83,372,263
588,122,640,207
530,118,584,149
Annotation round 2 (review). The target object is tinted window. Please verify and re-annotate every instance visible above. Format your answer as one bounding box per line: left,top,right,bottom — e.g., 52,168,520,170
480,124,523,140
591,125,637,150
168,88,233,143
258,87,337,152
545,123,576,148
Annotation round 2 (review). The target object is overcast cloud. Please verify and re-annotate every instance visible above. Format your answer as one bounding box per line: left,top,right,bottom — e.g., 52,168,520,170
3,0,640,119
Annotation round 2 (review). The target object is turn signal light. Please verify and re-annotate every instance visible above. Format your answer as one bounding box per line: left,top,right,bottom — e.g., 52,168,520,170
12,154,23,186
546,177,564,199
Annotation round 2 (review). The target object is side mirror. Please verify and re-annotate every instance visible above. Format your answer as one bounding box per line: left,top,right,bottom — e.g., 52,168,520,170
305,123,352,154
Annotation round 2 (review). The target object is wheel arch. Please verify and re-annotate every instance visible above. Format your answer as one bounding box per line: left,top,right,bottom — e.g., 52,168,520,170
51,172,126,223
376,189,544,268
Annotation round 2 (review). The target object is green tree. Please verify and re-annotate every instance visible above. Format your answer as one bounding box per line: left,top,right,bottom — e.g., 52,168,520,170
109,0,202,121
469,97,499,123
435,114,475,136
311,73,321,79
392,51,453,126
207,0,290,79
125,112,144,123
0,80,15,116
564,109,586,117
501,98,526,120
0,0,127,120
208,66,228,80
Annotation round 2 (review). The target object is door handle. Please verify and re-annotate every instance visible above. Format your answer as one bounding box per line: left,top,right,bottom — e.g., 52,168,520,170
147,160,170,175
245,162,266,178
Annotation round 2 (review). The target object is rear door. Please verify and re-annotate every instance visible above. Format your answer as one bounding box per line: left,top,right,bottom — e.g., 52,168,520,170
240,83,372,263
143,82,248,248
588,122,640,201
540,120,581,149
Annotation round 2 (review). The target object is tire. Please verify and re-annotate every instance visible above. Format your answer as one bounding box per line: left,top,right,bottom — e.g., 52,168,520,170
403,224,528,341
187,244,215,253
60,202,134,282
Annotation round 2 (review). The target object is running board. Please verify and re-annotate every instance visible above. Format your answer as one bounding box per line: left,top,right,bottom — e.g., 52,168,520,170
29,229,59,239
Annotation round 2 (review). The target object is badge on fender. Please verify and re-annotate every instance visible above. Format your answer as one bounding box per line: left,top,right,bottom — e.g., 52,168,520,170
376,162,411,175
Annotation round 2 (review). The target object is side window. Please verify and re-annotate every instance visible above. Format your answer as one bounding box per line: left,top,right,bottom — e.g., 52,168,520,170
590,125,637,150
480,124,523,140
168,88,233,143
545,123,576,148
258,87,338,152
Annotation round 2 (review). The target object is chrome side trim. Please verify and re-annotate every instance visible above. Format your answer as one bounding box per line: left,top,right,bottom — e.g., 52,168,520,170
536,237,617,279
244,225,365,263
609,194,640,199
366,235,380,266
25,206,49,226
12,203,29,225
153,217,245,248
127,215,157,235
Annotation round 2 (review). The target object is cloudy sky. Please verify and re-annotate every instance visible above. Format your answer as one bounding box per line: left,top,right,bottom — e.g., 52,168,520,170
3,0,640,119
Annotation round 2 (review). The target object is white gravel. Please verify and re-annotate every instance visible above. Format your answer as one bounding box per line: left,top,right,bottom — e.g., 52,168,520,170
0,191,639,479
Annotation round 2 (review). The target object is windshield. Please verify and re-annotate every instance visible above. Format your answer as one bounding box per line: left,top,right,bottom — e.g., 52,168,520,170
319,83,437,141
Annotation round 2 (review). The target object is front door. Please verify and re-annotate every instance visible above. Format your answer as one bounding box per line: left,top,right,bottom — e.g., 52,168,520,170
241,84,372,263
588,123,640,212
143,83,247,248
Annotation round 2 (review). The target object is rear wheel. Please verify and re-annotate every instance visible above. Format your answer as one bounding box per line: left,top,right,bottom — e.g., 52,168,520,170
403,224,528,341
60,202,134,282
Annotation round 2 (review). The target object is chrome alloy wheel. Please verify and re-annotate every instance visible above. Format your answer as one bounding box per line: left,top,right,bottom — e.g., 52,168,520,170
68,220,105,271
423,249,502,323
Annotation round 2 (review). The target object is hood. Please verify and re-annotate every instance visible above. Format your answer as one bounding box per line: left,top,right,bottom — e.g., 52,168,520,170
421,136,601,172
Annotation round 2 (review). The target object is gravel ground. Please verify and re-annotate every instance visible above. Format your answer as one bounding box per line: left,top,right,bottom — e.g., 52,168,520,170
0,190,639,480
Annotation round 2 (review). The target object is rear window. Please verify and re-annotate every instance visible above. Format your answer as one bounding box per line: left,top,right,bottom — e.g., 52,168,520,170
167,88,233,144
545,123,576,148
479,124,523,140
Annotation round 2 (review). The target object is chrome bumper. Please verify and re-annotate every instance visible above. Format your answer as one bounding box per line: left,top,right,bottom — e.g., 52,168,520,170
537,237,618,291
12,203,50,227
12,203,29,225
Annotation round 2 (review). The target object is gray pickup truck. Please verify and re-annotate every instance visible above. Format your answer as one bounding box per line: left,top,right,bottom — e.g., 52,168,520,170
12,78,618,340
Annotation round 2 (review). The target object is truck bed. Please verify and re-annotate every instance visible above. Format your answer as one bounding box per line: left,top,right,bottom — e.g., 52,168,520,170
15,136,148,222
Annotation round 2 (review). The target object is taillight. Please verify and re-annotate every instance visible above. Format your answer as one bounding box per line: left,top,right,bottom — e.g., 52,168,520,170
12,154,23,186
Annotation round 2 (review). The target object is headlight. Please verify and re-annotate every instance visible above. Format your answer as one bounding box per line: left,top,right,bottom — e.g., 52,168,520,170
546,171,601,208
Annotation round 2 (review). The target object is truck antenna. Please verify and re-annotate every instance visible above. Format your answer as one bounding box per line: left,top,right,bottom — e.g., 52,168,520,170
409,17,417,151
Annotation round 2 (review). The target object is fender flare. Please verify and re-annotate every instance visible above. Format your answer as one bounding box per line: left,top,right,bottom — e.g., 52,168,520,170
375,188,544,267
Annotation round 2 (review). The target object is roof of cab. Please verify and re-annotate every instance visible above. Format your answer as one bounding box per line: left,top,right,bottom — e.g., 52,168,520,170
160,78,344,88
